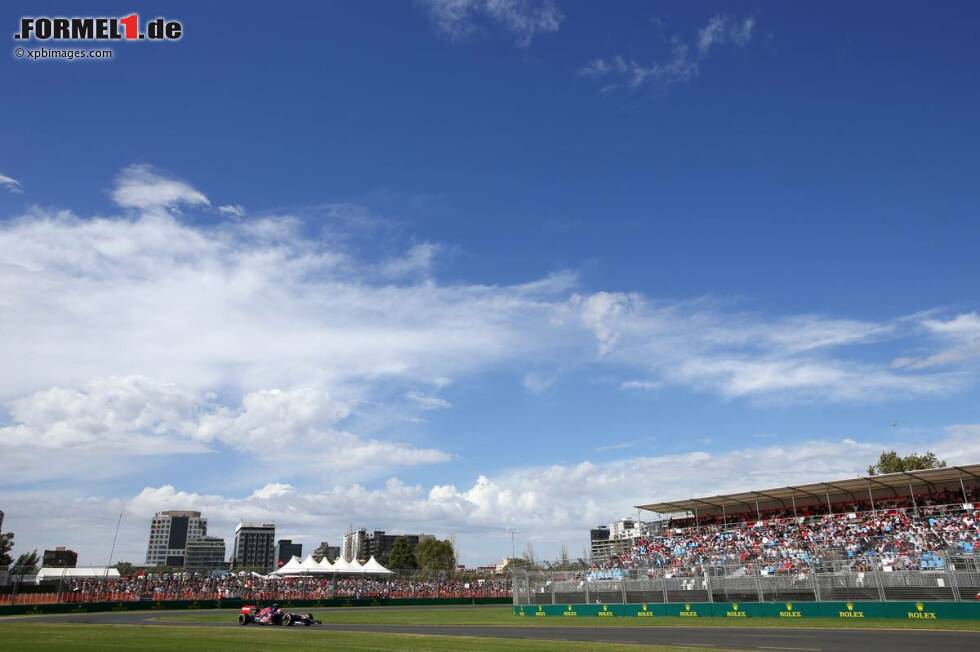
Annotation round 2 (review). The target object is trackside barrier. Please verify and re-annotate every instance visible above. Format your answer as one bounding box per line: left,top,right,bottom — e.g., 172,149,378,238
513,600,980,620
0,596,511,617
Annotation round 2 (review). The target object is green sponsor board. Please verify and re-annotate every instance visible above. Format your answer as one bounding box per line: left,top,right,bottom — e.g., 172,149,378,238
510,601,980,620
710,601,766,618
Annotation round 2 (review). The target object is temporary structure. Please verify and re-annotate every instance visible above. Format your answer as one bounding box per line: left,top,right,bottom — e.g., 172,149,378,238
273,555,304,575
35,567,120,584
299,555,324,574
361,556,394,575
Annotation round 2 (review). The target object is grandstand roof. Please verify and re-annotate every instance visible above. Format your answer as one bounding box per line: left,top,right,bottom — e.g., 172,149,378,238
636,463,980,515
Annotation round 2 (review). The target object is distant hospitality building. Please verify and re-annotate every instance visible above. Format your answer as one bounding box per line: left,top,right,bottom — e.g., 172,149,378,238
184,537,227,571
42,547,78,568
311,541,340,563
274,539,302,567
232,522,275,573
342,529,434,563
590,517,646,563
145,511,208,567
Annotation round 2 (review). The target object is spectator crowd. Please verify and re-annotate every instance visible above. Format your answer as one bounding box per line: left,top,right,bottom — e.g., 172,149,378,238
599,487,979,577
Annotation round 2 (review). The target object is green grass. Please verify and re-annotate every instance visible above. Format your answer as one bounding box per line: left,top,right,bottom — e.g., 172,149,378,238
0,623,726,651
160,605,980,631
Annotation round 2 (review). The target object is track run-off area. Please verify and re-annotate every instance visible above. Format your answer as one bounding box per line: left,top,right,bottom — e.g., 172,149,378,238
3,606,980,652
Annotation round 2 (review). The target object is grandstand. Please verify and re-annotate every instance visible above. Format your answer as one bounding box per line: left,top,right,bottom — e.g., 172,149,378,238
513,465,980,606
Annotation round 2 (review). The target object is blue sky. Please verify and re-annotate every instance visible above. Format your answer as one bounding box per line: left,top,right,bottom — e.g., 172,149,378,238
1,1,979,565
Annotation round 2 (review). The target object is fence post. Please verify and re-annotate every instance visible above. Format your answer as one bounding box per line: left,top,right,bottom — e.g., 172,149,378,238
871,561,886,601
810,568,821,601
583,578,590,604
661,576,669,604
550,576,556,605
704,567,713,603
755,567,765,603
943,552,961,602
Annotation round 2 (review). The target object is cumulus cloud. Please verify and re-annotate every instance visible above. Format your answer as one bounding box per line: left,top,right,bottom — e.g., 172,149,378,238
581,14,756,93
0,378,449,484
2,164,978,565
419,0,563,47
893,312,980,370
0,173,23,193
7,425,979,565
111,164,210,210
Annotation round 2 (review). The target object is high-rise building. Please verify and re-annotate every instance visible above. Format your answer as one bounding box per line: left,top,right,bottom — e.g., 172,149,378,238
184,537,227,571
145,511,207,567
274,539,302,568
232,522,275,573
589,518,647,563
42,547,78,568
311,541,340,563
342,529,434,563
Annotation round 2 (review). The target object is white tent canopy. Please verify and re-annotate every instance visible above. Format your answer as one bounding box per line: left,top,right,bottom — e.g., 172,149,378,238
317,557,335,572
35,567,120,584
299,555,325,574
273,555,304,575
361,556,394,575
330,556,354,573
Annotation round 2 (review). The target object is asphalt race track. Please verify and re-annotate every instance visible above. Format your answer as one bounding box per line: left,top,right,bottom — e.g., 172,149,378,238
4,608,980,652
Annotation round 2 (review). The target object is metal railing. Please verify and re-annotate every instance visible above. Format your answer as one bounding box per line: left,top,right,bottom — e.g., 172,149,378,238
512,552,980,605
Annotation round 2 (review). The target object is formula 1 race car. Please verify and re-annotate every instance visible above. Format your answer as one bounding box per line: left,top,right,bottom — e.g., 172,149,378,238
239,604,320,626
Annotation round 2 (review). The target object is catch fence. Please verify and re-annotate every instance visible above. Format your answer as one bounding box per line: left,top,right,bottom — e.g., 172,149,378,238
512,553,980,605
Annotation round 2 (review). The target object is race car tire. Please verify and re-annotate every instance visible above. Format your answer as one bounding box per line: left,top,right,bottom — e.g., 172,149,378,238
282,614,293,626
238,614,251,625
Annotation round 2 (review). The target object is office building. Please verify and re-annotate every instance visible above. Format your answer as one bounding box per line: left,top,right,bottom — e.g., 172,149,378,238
42,547,78,568
274,539,302,568
232,522,275,573
184,536,227,571
342,529,434,563
145,511,207,567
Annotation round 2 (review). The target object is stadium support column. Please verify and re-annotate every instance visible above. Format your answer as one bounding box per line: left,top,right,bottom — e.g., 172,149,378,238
868,486,876,514
909,483,918,515
791,495,797,518
960,478,970,504
825,492,832,515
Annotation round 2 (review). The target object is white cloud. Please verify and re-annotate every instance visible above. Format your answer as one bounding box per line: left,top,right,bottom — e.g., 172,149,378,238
893,312,980,370
7,425,979,565
379,242,441,278
419,0,563,47
218,204,245,217
0,377,450,485
0,173,22,193
111,164,210,210
581,15,756,93
405,390,452,410
698,15,755,54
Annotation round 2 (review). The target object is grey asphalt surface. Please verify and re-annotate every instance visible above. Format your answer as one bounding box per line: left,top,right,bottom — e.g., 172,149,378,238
3,608,980,651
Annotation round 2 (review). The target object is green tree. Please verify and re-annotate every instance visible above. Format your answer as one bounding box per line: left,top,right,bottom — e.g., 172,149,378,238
867,450,947,475
387,536,418,571
0,532,13,570
114,561,136,576
11,549,39,575
414,538,456,572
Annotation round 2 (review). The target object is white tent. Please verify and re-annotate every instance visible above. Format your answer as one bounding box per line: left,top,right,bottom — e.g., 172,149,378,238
317,557,335,572
35,567,120,584
347,558,366,574
330,556,354,573
361,556,394,575
300,555,325,574
273,555,304,575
